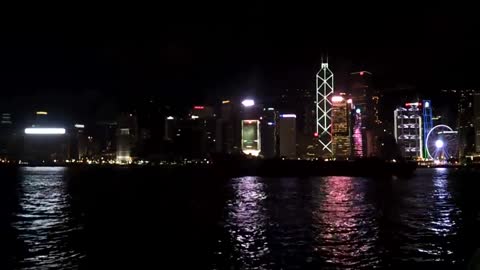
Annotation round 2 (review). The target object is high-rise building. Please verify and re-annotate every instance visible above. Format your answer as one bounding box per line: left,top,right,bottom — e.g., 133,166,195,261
0,113,14,158
260,107,278,158
316,63,334,157
349,71,380,157
116,113,138,164
216,100,237,154
279,114,296,158
331,96,352,159
70,124,88,160
441,89,478,158
241,119,261,156
474,94,480,153
394,102,423,159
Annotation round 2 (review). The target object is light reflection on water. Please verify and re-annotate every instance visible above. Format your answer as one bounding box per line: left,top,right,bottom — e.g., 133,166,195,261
312,176,380,269
396,168,462,264
224,176,271,269
12,167,85,269
216,170,470,269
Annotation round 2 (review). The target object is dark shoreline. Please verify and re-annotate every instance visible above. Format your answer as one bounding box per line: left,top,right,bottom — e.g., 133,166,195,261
0,159,418,178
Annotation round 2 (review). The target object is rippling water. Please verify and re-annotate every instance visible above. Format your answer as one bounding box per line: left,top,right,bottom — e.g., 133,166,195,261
1,167,480,269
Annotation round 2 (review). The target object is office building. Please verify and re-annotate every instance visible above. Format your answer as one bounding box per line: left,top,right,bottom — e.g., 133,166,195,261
260,107,278,158
349,71,382,157
475,94,480,153
0,113,14,158
441,89,478,158
241,119,261,156
331,96,352,159
394,102,423,159
116,113,138,164
70,124,88,160
279,114,296,158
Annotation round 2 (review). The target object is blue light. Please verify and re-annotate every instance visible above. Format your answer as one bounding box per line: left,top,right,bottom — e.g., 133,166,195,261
267,122,274,126
425,101,430,108
355,108,361,114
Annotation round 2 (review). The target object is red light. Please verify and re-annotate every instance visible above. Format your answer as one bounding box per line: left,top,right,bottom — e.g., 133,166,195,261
314,132,319,137
360,71,364,76
193,106,204,110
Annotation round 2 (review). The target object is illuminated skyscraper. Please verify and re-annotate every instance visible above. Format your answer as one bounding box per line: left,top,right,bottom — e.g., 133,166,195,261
349,71,382,157
279,114,296,158
241,120,261,156
394,102,423,159
316,63,334,156
116,113,138,164
331,96,352,159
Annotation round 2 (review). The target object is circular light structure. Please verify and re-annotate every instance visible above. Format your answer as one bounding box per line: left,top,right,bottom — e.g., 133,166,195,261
435,139,444,148
241,99,255,107
425,124,458,160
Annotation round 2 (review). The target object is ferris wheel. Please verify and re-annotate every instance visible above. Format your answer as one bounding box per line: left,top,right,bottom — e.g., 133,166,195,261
425,125,458,160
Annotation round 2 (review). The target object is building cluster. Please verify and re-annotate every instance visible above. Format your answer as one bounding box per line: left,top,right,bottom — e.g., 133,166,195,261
2,62,480,165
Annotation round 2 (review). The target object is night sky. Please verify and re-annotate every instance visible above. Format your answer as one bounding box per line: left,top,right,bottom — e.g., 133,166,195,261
0,4,479,121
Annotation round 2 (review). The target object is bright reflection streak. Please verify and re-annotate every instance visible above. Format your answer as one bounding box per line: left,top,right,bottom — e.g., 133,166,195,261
223,177,270,268
396,168,460,263
312,176,380,268
12,167,85,268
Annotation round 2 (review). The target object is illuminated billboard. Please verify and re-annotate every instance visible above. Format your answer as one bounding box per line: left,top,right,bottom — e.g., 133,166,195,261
241,120,261,156
25,128,66,135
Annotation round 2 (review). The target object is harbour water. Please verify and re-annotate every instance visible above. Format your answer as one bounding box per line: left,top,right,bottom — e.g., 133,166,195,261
1,167,479,269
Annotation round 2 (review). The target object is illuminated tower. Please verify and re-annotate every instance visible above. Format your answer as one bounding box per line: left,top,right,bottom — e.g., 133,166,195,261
422,100,433,158
316,63,334,156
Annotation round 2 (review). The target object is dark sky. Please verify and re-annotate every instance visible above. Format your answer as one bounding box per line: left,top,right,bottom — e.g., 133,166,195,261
0,3,479,120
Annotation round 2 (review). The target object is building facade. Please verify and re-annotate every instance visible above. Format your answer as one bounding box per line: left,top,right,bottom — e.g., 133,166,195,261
279,114,296,158
394,103,423,159
331,96,352,159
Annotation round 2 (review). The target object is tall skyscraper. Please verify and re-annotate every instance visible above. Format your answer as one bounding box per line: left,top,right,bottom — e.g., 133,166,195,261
441,89,478,158
394,102,423,159
241,119,261,156
279,114,296,158
316,63,334,157
116,113,138,164
261,107,278,158
349,71,382,157
331,96,352,159
474,94,480,153
0,112,14,158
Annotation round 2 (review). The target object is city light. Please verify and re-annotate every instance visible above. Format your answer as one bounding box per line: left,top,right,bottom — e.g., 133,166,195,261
267,122,274,126
25,128,66,135
314,132,319,137
193,106,204,110
222,100,230,104
267,107,274,111
347,99,353,104
241,99,255,107
36,111,48,115
280,114,296,118
191,115,199,119
74,124,85,128
360,71,364,76
435,139,444,149
332,96,344,102
167,116,175,120
405,102,421,107
356,108,361,114
425,101,430,108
